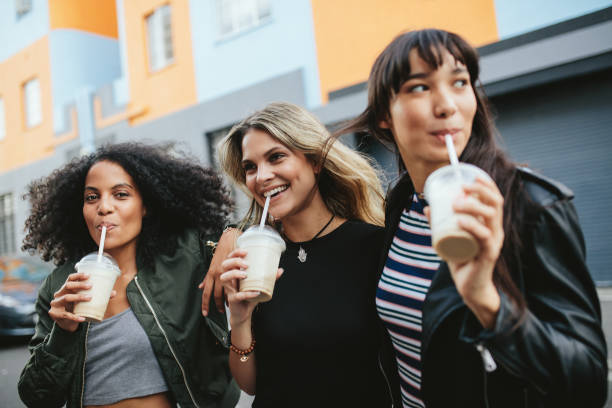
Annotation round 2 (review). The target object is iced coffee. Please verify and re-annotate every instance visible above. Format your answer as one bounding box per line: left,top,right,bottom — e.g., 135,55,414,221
237,225,286,302
73,252,121,322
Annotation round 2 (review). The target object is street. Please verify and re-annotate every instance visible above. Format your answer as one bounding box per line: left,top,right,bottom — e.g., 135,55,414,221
2,291,612,408
0,336,28,408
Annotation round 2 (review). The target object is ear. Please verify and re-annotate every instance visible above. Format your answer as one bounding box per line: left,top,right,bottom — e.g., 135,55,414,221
379,117,391,129
142,206,147,217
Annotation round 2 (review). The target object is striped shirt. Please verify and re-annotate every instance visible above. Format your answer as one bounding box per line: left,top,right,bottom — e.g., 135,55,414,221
376,193,441,408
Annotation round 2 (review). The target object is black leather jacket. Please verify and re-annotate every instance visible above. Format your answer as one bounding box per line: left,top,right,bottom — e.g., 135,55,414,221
378,167,607,407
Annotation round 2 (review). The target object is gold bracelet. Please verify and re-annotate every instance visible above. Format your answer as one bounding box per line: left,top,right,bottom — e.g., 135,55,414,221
229,338,256,362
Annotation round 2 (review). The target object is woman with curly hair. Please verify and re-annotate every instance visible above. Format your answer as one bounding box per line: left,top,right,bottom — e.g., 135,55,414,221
211,102,395,407
18,143,240,408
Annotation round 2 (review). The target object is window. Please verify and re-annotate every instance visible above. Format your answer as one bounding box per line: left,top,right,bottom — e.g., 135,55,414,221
23,78,42,128
0,98,5,140
216,0,271,38
0,193,16,255
206,127,250,221
146,5,174,72
15,0,32,17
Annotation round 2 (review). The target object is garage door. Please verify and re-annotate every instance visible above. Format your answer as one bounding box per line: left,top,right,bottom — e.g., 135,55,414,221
492,68,612,285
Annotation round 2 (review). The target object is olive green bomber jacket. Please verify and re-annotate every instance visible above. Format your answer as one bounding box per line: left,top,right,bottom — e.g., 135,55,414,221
18,229,240,408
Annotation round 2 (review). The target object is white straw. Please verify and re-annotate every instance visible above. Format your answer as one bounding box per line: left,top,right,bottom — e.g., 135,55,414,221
97,226,107,262
444,134,459,166
259,195,270,230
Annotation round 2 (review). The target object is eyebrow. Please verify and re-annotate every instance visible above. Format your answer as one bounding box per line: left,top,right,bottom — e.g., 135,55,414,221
84,183,134,191
404,67,468,81
241,147,284,166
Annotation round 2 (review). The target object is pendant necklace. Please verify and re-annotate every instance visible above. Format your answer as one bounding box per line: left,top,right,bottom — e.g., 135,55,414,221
296,214,335,263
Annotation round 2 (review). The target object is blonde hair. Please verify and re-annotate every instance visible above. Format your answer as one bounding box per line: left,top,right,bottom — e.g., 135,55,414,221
218,102,385,228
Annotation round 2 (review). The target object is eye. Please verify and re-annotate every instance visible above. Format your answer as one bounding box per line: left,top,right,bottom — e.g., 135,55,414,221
115,191,130,199
84,193,98,202
269,152,285,162
453,79,469,88
408,84,428,93
242,162,256,173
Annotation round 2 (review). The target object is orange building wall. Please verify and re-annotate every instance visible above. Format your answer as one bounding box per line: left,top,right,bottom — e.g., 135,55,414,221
0,37,58,172
121,0,197,125
49,0,118,38
311,0,499,102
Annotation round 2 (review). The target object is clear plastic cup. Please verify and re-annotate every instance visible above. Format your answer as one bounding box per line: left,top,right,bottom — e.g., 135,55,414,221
424,163,493,263
72,252,121,322
237,225,286,302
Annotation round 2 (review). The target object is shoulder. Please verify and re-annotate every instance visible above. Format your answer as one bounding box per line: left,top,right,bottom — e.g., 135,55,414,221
40,261,76,296
338,220,385,243
386,172,413,204
517,167,574,207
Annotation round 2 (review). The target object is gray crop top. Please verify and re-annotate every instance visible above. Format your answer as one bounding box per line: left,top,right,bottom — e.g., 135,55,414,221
83,308,169,406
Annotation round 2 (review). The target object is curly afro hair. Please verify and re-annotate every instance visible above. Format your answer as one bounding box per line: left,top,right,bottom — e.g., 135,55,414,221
22,142,233,266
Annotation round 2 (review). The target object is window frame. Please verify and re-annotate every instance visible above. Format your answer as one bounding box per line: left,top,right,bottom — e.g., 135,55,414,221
0,193,16,255
23,77,42,129
146,4,174,73
215,0,272,40
0,97,6,141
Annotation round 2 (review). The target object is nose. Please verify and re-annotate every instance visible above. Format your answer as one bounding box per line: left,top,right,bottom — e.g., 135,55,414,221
97,195,114,215
433,87,457,118
256,163,274,185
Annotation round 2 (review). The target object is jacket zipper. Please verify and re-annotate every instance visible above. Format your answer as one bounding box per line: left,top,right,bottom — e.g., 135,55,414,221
134,276,200,408
480,342,546,396
80,322,91,408
476,343,496,408
378,353,395,407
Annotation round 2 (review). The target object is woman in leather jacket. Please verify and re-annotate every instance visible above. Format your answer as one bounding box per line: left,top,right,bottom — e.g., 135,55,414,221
336,29,607,407
18,143,240,408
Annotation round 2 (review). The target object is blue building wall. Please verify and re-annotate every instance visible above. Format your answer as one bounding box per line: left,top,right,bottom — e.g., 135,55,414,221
494,0,612,39
49,30,121,132
189,0,321,108
0,0,49,62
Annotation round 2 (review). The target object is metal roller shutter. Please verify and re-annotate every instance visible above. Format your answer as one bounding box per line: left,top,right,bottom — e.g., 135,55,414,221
491,69,612,285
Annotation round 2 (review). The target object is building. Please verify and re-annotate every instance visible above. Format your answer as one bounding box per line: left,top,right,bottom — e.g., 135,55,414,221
1,0,611,285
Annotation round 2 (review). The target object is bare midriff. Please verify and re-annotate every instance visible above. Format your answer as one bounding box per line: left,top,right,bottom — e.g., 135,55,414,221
85,392,173,408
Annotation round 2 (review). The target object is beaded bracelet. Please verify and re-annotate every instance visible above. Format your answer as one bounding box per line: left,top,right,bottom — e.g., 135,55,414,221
230,338,256,362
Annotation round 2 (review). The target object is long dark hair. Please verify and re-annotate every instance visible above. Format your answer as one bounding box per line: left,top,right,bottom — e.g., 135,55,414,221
335,29,527,315
22,142,233,266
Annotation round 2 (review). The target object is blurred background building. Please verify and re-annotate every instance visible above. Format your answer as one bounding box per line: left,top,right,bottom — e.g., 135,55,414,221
0,0,611,286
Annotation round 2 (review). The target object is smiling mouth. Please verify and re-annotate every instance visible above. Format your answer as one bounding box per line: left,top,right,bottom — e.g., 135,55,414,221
263,185,288,198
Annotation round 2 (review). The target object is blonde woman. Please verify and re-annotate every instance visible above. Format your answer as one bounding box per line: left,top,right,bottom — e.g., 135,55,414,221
213,102,395,407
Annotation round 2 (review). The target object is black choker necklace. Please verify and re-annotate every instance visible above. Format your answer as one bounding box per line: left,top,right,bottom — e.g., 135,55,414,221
295,214,335,263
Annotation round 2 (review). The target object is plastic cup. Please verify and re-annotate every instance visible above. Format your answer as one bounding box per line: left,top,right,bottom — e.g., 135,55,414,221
237,225,286,303
72,252,121,322
424,163,493,263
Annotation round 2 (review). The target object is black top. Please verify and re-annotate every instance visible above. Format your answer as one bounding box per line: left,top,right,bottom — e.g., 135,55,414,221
252,220,391,407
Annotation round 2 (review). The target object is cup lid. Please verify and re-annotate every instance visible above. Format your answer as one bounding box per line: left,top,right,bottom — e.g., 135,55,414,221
238,225,286,250
75,252,120,273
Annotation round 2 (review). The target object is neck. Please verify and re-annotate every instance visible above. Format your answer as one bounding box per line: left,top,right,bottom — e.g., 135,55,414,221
280,190,334,242
404,160,448,193
107,243,139,277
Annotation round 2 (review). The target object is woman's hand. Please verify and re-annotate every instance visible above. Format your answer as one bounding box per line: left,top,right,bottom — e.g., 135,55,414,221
199,228,241,316
219,248,283,328
48,272,92,332
427,176,503,328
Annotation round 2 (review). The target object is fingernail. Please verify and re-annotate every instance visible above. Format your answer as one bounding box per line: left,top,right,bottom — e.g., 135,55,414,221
202,310,208,316
240,272,248,277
